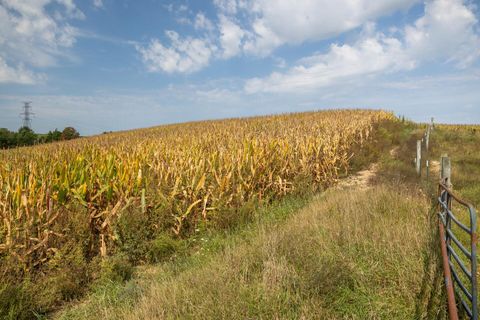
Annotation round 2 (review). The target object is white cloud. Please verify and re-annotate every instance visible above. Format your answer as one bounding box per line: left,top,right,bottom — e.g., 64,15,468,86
245,0,480,93
194,12,214,31
0,56,45,84
93,0,103,9
218,15,245,58
163,4,194,26
245,31,415,93
405,0,480,67
213,0,239,15
218,0,420,56
242,18,283,56
273,57,286,68
178,4,188,12
137,31,216,73
138,0,424,73
55,0,85,19
0,0,83,84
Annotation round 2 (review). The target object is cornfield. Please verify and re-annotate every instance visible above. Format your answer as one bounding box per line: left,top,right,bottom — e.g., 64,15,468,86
0,110,394,270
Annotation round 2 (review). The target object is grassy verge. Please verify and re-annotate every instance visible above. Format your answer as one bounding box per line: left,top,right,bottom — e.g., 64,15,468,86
58,184,430,319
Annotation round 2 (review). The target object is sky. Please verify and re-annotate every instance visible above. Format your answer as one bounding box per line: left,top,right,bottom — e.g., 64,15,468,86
0,0,479,135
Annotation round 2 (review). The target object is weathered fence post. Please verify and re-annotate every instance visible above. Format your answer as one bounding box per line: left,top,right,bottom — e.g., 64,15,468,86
426,160,429,181
141,188,146,213
416,140,422,176
441,154,452,189
425,127,430,151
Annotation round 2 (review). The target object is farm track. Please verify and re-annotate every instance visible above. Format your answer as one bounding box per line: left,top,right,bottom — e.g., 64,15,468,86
335,163,378,190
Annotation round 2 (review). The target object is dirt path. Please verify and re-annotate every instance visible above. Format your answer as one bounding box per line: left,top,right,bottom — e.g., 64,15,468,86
335,163,378,190
335,145,404,191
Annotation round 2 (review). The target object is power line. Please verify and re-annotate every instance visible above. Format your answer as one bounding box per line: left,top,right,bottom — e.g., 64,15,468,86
20,101,34,129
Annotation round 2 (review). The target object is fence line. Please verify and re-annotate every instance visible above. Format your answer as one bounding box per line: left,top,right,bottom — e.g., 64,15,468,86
416,119,478,320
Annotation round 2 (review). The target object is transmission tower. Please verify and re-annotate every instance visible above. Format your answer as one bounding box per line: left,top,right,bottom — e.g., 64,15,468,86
20,101,34,129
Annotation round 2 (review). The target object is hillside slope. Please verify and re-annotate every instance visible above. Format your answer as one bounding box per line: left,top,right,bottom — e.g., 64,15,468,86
6,116,478,319
0,110,395,319
58,121,453,319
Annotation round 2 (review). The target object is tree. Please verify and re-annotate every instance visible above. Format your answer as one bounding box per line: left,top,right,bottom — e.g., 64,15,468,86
0,128,15,148
61,127,80,140
15,127,36,146
46,129,62,142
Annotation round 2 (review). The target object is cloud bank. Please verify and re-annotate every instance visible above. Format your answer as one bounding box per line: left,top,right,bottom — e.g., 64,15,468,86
245,0,480,93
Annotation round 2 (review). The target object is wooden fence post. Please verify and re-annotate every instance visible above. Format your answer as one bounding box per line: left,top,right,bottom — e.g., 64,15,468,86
416,140,422,176
426,127,430,151
441,154,452,189
141,188,146,213
426,160,430,181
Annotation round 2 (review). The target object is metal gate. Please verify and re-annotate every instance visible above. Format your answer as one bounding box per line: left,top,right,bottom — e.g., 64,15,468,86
438,182,478,319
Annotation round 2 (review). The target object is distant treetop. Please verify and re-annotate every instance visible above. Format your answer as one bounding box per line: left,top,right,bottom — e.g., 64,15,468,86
0,126,81,149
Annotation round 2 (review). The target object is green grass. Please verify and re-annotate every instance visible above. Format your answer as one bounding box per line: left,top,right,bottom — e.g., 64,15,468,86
57,185,432,320
55,193,312,319
429,125,480,208
423,125,480,318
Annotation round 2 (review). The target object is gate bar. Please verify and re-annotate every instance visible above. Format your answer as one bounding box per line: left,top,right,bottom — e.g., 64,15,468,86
439,218,460,320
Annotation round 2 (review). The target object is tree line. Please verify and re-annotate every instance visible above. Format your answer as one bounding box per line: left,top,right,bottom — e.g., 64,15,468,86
0,126,80,149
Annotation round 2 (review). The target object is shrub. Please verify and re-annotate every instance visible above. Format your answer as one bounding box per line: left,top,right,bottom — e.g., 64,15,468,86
147,234,183,263
0,282,34,320
100,254,134,283
113,209,152,264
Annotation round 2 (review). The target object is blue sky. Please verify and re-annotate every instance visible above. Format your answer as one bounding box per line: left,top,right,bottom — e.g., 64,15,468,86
0,0,479,135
